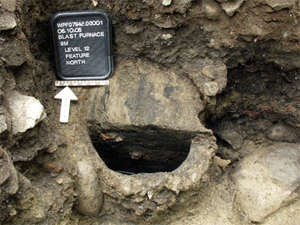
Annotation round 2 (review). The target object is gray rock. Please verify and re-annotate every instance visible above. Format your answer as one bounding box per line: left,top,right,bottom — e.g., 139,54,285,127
18,174,31,194
45,141,58,154
232,143,300,222
0,12,16,30
9,121,52,162
263,144,300,190
7,90,46,135
221,0,245,17
51,131,67,147
267,123,299,143
202,0,222,20
214,122,244,150
76,161,103,216
0,0,16,11
0,149,19,201
265,0,296,11
220,130,243,150
1,40,27,66
45,132,66,153
0,68,15,91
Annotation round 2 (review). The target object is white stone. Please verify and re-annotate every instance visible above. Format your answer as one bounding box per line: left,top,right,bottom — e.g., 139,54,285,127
7,90,46,135
203,81,219,96
162,0,172,6
0,13,16,30
162,34,173,40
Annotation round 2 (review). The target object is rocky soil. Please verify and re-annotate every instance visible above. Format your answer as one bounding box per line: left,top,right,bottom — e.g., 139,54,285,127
0,0,300,224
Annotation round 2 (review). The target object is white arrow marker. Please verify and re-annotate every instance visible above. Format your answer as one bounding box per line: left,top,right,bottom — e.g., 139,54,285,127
55,86,78,123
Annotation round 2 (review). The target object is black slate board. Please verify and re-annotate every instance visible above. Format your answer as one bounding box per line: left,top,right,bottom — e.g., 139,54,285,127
50,10,113,80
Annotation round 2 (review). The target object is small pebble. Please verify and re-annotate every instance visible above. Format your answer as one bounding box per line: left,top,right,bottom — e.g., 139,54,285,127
56,178,64,185
91,0,98,7
162,34,173,40
203,82,219,96
162,0,172,6
215,156,231,167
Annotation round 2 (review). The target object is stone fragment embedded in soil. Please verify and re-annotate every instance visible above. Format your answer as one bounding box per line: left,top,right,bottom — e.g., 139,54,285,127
10,174,74,224
265,0,296,11
215,156,231,168
125,24,144,35
152,15,177,28
17,173,31,194
214,122,244,150
0,12,16,30
0,148,19,201
0,114,8,137
9,122,52,162
219,130,243,150
181,58,227,96
202,0,222,20
267,123,299,143
46,131,67,154
221,0,245,17
0,0,16,11
45,141,58,154
232,143,300,223
1,40,27,66
203,81,219,96
7,90,46,135
162,0,172,6
76,161,103,216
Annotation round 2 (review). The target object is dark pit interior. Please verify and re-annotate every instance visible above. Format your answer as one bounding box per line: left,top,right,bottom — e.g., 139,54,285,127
89,126,194,174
